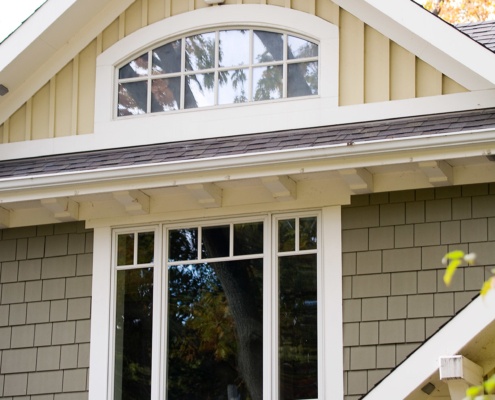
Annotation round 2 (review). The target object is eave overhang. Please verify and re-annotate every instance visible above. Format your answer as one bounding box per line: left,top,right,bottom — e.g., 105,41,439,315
0,129,494,204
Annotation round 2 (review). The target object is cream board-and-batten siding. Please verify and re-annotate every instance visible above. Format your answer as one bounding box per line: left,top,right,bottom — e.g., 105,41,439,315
0,0,467,145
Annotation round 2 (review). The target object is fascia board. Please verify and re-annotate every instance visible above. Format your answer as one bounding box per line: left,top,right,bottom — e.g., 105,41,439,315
0,129,494,203
332,0,495,91
0,0,135,126
363,295,495,399
0,0,77,72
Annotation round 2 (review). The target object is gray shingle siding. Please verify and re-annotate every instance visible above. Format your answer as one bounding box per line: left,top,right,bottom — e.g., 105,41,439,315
0,222,92,399
342,183,495,399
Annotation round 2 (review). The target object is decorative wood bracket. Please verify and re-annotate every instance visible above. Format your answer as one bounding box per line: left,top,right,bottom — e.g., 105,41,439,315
439,356,483,400
113,190,150,215
0,207,10,229
41,198,79,222
339,168,373,194
419,160,453,186
186,183,222,208
261,176,297,201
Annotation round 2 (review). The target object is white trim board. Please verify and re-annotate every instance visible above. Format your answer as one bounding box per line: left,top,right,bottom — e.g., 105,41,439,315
332,0,495,91
363,295,495,399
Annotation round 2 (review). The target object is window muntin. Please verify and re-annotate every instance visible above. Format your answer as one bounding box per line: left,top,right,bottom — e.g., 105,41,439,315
112,215,319,400
117,29,319,117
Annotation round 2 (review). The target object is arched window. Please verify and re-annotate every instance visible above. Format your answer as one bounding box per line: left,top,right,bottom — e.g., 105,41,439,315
117,30,318,116
94,5,338,145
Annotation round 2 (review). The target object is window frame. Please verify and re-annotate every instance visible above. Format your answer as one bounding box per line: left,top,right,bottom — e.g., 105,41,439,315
88,206,343,400
116,28,320,117
108,212,324,399
94,5,339,144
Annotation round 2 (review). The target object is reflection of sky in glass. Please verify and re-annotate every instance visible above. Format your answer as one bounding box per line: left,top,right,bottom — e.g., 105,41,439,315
219,69,248,105
219,30,250,67
185,32,215,71
288,36,318,59
185,74,215,108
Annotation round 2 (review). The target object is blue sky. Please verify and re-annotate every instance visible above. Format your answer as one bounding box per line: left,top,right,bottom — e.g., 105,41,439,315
0,0,46,42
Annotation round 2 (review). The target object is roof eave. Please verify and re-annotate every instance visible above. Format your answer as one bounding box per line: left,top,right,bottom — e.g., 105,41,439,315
0,129,493,204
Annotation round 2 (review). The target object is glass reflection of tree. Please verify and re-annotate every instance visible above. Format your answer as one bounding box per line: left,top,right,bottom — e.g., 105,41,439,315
167,223,263,400
118,30,317,115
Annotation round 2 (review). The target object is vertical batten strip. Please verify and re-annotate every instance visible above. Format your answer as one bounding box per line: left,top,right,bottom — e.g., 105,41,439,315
118,14,126,40
142,0,149,26
165,0,171,18
72,55,80,135
3,118,9,143
96,33,103,55
25,99,32,141
285,0,291,7
48,78,56,138
189,0,194,11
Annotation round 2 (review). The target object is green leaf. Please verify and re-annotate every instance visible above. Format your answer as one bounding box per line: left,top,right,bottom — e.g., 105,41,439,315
466,385,483,398
484,374,495,394
481,278,494,298
444,250,465,260
444,259,462,286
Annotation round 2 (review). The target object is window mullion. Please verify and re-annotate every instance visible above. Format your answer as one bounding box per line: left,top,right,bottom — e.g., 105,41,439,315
151,227,162,400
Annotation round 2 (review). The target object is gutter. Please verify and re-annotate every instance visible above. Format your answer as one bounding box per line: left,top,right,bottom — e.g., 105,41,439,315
0,128,494,203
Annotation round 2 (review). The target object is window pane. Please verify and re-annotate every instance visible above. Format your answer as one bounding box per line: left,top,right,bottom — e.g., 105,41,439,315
114,268,153,400
218,69,249,105
185,32,216,71
287,62,318,98
184,73,215,109
202,225,230,258
287,36,318,60
119,53,149,79
234,222,263,256
152,40,181,75
168,228,198,262
253,30,283,63
299,217,317,251
117,233,134,266
253,65,282,101
279,254,318,400
167,260,263,400
118,81,147,116
219,30,250,67
151,78,180,112
137,232,154,264
278,219,295,252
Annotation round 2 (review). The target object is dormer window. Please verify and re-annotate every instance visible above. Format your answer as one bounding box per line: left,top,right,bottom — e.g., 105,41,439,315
117,30,318,117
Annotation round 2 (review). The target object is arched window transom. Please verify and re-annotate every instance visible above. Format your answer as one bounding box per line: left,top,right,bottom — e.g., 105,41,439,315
117,29,318,117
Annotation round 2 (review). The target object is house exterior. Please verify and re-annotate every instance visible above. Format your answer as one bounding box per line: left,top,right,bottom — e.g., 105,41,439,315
0,0,494,399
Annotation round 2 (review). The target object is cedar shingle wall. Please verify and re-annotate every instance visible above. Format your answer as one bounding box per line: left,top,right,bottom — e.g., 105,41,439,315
342,183,495,399
0,222,92,398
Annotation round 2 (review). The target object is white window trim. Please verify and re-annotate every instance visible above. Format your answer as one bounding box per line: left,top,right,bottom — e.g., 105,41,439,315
94,5,339,144
88,207,344,400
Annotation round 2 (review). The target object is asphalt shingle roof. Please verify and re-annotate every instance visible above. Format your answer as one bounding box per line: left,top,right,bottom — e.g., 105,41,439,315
457,20,495,52
1,107,494,179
